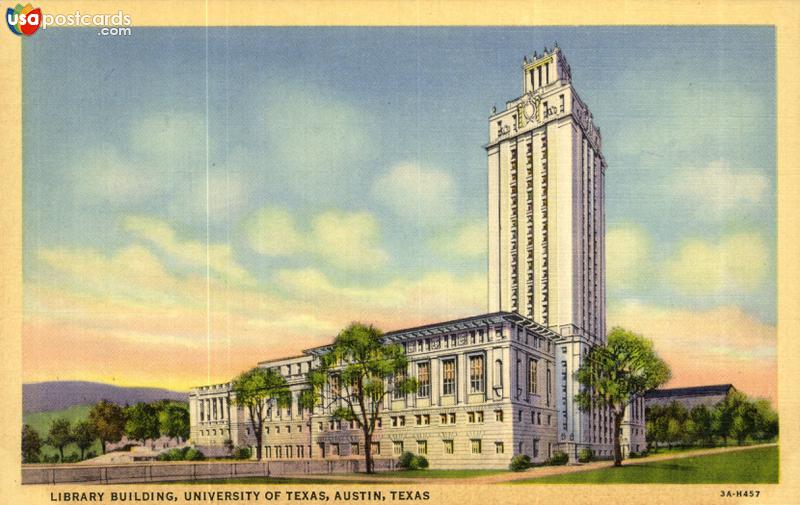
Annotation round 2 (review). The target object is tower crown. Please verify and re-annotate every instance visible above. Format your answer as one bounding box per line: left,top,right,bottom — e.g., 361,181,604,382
522,46,572,95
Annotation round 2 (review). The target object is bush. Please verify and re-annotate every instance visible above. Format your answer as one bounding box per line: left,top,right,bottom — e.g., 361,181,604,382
509,454,532,471
184,448,206,461
85,451,97,460
546,451,569,466
62,453,80,463
578,448,595,463
628,450,647,459
397,451,428,470
42,454,60,464
232,446,252,460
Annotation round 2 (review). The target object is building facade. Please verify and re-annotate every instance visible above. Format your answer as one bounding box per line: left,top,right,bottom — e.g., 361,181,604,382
645,384,736,410
189,47,645,467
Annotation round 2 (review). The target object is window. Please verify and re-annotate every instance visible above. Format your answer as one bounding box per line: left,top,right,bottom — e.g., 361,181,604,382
298,445,304,458
469,355,485,393
471,439,482,454
546,368,552,406
518,410,523,422
377,417,382,428
415,414,422,425
394,369,407,399
276,446,282,458
468,411,484,423
330,375,341,399
393,441,404,455
468,412,474,423
559,94,565,113
443,440,454,454
495,410,504,422
533,439,539,458
286,425,291,433
371,442,381,455
417,440,427,455
529,358,538,394
440,413,448,425
495,442,505,454
417,362,430,397
442,359,456,395
494,359,503,388
331,443,339,456
276,426,281,434
351,443,360,456
422,414,430,425
449,413,456,424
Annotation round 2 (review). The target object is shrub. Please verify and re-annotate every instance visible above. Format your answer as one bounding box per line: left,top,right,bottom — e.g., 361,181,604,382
232,446,252,460
62,453,80,463
85,451,97,460
546,451,569,466
42,454,60,464
397,451,428,470
184,448,206,461
509,454,532,471
578,448,595,463
628,450,647,459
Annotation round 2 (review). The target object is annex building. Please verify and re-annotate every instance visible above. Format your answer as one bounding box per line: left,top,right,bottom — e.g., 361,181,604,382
189,47,646,468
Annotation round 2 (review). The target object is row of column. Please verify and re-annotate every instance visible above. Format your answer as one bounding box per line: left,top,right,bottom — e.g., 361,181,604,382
200,396,228,422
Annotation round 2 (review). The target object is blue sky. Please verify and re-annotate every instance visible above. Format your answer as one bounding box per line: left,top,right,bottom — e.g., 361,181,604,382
21,27,777,397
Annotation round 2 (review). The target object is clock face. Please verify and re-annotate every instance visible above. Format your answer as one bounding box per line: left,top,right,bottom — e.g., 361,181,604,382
522,94,540,123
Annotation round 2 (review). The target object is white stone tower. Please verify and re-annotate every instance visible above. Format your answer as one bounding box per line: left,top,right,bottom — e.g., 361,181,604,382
486,46,610,456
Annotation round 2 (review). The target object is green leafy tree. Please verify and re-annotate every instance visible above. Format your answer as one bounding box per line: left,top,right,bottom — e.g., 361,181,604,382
124,402,160,446
159,403,190,443
300,322,417,474
645,404,668,450
752,398,778,441
576,327,671,466
46,417,73,461
687,405,714,446
72,420,96,460
88,400,126,454
713,391,749,445
22,424,43,464
231,366,291,460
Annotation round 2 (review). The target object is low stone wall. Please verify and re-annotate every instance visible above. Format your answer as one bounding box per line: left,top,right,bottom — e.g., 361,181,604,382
22,458,398,485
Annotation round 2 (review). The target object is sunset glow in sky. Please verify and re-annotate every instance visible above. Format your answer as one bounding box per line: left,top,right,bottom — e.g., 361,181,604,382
22,27,776,401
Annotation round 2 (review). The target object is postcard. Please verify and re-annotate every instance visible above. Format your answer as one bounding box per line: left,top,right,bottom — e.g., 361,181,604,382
2,1,799,504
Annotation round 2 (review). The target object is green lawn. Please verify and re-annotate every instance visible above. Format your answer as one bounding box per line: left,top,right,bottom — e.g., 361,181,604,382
153,477,397,485
23,404,104,460
514,446,778,484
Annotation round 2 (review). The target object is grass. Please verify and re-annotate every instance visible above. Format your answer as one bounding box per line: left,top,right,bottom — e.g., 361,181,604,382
377,469,507,479
23,404,103,460
514,446,778,484
153,477,397,485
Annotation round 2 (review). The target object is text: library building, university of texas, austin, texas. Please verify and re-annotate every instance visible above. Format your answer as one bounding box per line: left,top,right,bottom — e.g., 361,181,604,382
188,47,647,469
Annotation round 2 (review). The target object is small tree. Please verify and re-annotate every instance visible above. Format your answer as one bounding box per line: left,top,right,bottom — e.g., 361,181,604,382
46,418,73,461
88,400,126,454
687,405,714,446
124,402,160,446
752,398,779,441
22,424,43,463
576,327,671,466
159,403,190,444
231,367,291,461
300,322,416,474
72,420,96,460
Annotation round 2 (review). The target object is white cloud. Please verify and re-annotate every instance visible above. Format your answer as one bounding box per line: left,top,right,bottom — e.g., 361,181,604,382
372,162,456,226
130,111,206,161
606,224,652,290
75,144,163,204
124,215,255,286
677,160,770,219
430,220,487,258
663,232,770,295
245,207,389,271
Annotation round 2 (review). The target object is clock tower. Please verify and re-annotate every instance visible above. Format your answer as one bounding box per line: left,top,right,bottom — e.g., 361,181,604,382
486,46,610,456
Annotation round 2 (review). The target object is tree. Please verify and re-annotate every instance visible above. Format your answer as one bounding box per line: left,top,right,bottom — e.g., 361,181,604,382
752,398,778,441
124,402,160,446
89,400,126,454
159,403,190,444
576,327,671,466
231,366,291,461
46,417,73,461
687,405,714,446
299,322,416,474
72,420,96,460
22,424,43,463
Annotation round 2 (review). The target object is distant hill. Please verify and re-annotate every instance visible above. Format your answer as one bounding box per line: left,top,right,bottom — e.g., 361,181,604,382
23,381,188,413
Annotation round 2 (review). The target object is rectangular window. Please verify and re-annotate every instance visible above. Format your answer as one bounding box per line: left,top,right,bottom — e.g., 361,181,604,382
471,439,482,454
371,442,381,455
443,440,454,454
331,443,339,456
469,355,484,393
417,362,430,398
495,410,504,422
559,94,565,113
351,443,360,455
417,440,427,455
393,441,403,455
495,442,504,454
440,413,448,425
533,439,539,458
399,416,406,426
546,368,552,405
394,369,407,399
276,446,282,458
537,66,542,87
529,358,538,394
330,375,341,399
546,63,550,84
442,359,456,395
449,413,456,424
468,412,475,423
422,414,430,425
